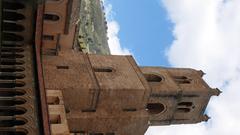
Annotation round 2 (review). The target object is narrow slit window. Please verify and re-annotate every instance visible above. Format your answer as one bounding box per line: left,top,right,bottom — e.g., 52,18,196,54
44,13,60,21
177,108,191,113
81,109,96,113
89,133,104,135
43,35,54,40
93,67,113,73
123,108,137,112
178,102,193,107
56,66,69,69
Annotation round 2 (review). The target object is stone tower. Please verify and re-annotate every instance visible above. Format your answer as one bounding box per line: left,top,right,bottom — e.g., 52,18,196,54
38,0,220,134
42,53,220,135
141,67,220,126
0,0,221,135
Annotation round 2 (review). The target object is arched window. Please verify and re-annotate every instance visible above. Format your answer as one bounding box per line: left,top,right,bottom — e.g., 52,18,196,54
44,13,60,21
173,76,191,84
177,102,194,113
177,108,191,113
144,74,162,82
146,103,165,114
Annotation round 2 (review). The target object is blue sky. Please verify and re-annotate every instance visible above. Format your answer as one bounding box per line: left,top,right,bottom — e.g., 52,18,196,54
104,0,240,135
106,0,173,66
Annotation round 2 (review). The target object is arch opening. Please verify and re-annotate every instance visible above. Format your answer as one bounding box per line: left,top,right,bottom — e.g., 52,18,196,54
146,103,165,114
144,74,162,82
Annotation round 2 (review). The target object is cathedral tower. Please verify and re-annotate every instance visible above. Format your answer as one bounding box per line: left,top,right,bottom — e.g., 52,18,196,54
141,67,221,126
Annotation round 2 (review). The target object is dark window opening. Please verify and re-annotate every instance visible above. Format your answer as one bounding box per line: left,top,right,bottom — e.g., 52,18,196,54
177,108,191,113
178,102,193,107
71,131,86,135
0,89,26,97
93,67,113,73
0,107,26,116
0,131,27,135
50,114,61,124
3,1,25,10
0,98,26,106
106,133,115,135
43,35,54,40
89,133,104,135
0,73,25,80
173,76,191,84
44,13,60,21
56,66,69,69
3,11,25,21
176,80,191,84
0,81,25,88
0,119,26,127
0,66,25,72
47,96,60,105
173,76,188,79
123,108,137,112
0,60,25,65
144,74,162,82
3,22,25,32
82,109,96,113
65,108,70,114
1,54,24,59
3,33,24,42
146,103,165,114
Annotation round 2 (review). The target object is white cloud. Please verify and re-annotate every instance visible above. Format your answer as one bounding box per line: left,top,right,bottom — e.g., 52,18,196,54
102,0,131,55
146,0,240,135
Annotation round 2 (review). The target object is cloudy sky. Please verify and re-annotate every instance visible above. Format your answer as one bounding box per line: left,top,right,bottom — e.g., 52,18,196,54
104,0,240,135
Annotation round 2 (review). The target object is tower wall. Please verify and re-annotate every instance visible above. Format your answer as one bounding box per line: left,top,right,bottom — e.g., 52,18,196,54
141,67,219,125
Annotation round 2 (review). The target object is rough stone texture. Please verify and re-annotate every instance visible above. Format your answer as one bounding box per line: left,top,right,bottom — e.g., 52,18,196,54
141,67,216,125
42,0,80,55
43,51,98,110
88,54,150,110
42,50,219,135
67,110,149,135
40,1,220,135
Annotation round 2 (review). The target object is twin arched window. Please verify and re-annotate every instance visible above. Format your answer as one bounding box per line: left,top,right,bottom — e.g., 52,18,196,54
177,102,194,113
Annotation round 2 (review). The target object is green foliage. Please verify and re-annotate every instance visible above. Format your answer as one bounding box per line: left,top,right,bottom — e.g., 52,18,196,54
78,0,110,55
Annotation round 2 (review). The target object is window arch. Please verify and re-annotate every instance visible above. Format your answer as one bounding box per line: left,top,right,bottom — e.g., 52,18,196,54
146,103,165,114
178,102,193,107
177,108,191,113
177,101,194,113
144,74,163,82
173,76,191,84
